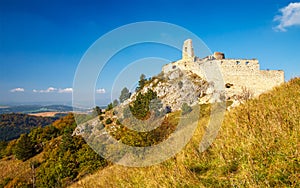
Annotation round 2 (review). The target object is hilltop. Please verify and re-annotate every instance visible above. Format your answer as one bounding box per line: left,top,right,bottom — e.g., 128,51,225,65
70,77,299,187
72,39,286,168
0,77,298,187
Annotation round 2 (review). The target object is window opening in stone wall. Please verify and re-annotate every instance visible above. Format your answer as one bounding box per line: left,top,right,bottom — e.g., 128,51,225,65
225,83,233,88
236,61,240,65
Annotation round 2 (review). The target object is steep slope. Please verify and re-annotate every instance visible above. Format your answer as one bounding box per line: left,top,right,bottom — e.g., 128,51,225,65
0,114,108,188
70,77,299,187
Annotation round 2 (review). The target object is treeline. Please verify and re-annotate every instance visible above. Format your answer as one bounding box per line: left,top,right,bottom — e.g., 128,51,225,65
0,113,107,187
0,113,58,141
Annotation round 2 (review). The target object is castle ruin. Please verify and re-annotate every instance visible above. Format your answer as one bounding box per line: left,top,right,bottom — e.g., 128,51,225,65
163,39,285,100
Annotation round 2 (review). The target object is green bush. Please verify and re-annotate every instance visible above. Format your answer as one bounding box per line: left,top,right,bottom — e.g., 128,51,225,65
181,103,192,115
105,118,113,125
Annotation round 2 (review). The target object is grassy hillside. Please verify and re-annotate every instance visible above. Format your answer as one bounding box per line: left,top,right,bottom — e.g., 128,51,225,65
70,77,300,187
0,114,107,188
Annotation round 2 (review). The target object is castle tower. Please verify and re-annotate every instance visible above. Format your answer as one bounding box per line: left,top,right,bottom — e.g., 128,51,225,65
182,39,194,60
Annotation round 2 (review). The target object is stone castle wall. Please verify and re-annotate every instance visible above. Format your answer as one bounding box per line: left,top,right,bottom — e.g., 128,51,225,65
216,59,284,97
162,39,284,100
219,59,260,73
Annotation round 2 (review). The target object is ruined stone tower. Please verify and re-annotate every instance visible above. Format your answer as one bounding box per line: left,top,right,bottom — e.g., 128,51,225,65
182,39,194,60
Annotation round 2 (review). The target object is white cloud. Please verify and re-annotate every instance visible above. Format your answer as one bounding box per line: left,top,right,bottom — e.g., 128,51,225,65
33,87,73,93
58,88,73,93
33,87,57,93
274,2,300,31
10,88,25,92
96,88,106,94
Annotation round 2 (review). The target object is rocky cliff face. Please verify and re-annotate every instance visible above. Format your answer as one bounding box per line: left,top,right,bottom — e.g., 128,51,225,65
124,63,224,112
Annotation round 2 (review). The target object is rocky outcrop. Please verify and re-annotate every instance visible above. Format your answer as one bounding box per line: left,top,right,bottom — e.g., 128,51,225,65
123,64,223,112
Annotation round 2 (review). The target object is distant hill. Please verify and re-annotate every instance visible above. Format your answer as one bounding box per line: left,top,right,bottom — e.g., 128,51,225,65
0,105,73,114
0,113,58,141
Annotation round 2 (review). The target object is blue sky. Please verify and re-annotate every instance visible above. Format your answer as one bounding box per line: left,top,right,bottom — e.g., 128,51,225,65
0,0,299,105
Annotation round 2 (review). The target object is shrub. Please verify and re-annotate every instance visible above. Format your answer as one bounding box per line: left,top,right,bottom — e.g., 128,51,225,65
105,118,113,125
113,110,118,115
181,103,192,115
178,81,183,89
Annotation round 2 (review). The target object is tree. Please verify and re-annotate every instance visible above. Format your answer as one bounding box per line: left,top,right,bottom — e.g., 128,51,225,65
130,89,158,120
112,99,119,107
106,103,113,111
76,144,107,175
92,106,102,116
0,141,7,159
13,134,36,161
181,102,192,115
136,74,147,92
119,87,131,103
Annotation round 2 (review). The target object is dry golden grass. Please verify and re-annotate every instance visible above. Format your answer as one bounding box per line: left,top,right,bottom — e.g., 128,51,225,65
70,78,300,188
0,153,44,187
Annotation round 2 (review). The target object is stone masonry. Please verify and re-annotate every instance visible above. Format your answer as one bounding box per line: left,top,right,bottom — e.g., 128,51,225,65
163,39,285,100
